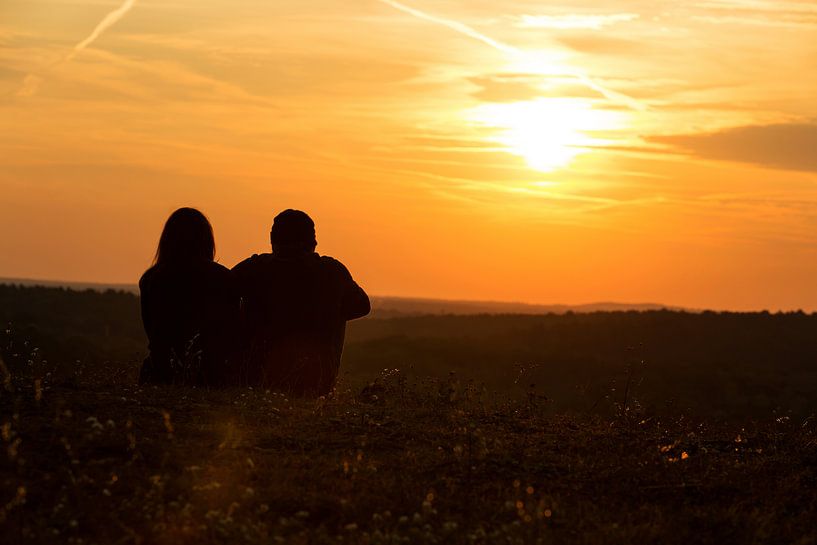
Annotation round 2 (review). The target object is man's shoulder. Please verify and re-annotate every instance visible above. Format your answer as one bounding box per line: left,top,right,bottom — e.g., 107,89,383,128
317,254,346,269
232,253,274,272
317,255,353,277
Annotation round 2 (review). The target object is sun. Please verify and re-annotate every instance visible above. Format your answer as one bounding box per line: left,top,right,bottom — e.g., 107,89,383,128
470,98,621,172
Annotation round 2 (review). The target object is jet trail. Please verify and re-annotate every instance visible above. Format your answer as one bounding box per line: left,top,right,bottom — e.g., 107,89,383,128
67,0,138,62
17,0,138,96
378,0,515,54
377,0,645,111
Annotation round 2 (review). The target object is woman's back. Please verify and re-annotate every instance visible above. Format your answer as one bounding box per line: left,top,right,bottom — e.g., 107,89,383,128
140,260,238,385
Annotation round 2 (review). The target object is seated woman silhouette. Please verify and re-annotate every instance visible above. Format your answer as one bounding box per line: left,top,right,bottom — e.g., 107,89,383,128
139,208,239,386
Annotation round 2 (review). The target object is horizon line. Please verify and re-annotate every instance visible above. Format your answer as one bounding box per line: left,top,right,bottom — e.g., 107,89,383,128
2,275,812,314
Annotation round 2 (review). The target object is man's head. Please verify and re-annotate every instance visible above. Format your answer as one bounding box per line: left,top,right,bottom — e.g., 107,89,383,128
270,209,317,255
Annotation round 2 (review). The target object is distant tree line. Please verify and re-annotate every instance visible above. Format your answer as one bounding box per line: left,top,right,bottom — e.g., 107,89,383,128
2,283,815,418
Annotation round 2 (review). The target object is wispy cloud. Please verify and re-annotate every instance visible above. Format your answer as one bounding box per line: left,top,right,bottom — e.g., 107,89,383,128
68,0,138,62
696,1,817,14
693,0,817,27
693,15,817,28
377,0,514,53
17,0,138,97
516,13,639,30
649,123,817,173
376,0,646,111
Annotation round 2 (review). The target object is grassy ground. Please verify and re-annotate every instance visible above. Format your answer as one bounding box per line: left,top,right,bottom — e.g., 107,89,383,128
1,362,816,545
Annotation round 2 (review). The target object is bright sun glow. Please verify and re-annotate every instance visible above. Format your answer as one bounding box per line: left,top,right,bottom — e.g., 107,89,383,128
470,98,623,172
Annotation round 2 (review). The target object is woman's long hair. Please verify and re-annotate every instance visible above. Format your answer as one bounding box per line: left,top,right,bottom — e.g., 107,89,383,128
154,208,216,265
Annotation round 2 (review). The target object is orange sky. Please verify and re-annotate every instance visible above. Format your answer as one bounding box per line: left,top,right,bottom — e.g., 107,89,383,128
1,0,816,310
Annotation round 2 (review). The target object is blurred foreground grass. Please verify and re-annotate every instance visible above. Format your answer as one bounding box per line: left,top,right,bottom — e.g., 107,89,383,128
1,359,816,545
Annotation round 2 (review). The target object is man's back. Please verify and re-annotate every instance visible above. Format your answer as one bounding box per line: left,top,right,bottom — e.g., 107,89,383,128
233,251,369,395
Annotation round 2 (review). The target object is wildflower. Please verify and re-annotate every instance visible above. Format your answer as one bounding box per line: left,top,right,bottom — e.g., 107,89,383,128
162,411,174,437
86,417,104,431
7,438,21,459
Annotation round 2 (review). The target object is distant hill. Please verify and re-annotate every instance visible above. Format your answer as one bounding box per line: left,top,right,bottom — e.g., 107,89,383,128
0,277,682,316
368,296,681,317
0,277,139,293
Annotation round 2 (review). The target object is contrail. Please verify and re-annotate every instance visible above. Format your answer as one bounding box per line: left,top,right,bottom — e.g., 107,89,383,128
377,0,645,111
378,0,515,54
67,0,138,61
17,0,138,96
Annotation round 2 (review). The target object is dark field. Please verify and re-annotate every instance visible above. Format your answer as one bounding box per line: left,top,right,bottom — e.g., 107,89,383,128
2,367,816,544
1,284,816,543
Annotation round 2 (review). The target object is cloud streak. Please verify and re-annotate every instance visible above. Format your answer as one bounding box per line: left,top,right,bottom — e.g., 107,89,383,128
376,0,646,111
650,123,817,173
378,0,514,53
17,0,138,97
516,13,639,30
68,0,138,61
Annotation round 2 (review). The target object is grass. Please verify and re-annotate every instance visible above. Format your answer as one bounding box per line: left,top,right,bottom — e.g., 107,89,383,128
1,359,816,545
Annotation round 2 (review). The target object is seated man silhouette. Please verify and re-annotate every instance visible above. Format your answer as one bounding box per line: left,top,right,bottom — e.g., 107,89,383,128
233,209,370,396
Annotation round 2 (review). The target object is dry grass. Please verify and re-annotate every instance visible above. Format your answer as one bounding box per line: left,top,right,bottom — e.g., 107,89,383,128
1,362,816,545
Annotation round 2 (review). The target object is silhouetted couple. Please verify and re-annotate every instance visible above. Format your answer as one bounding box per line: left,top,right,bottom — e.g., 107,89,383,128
138,208,370,396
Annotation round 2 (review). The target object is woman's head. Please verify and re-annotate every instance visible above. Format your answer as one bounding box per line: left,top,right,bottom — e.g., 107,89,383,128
154,208,216,265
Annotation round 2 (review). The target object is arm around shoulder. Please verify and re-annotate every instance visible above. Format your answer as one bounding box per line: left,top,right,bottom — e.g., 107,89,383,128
231,254,258,277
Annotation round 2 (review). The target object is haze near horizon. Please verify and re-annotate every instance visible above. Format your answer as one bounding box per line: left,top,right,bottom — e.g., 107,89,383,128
2,0,816,311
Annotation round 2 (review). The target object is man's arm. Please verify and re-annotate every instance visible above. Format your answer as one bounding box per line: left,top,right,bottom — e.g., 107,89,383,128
334,260,370,320
344,280,371,320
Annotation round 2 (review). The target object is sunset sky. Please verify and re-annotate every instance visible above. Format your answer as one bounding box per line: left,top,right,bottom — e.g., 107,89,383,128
1,0,816,310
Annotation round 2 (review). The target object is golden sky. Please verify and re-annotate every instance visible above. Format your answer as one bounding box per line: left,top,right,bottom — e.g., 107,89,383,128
1,0,816,310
